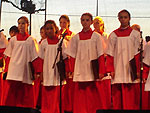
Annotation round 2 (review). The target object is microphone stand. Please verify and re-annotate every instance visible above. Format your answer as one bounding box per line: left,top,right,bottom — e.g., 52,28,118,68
52,33,67,113
139,31,143,110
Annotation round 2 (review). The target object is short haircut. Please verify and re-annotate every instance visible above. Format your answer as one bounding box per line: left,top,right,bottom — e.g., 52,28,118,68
9,25,19,33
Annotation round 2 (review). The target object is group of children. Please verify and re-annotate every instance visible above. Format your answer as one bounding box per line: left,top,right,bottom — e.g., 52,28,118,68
0,9,150,113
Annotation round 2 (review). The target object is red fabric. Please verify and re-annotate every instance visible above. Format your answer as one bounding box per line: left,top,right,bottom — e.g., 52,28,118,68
98,55,106,74
32,57,43,73
0,73,3,105
33,57,44,73
142,83,150,110
114,26,133,37
106,55,114,72
96,79,111,110
112,84,140,110
79,28,93,40
0,48,5,58
143,63,150,79
41,86,65,113
47,36,59,44
73,82,100,113
64,58,70,72
17,32,30,41
69,57,75,72
2,80,35,108
4,57,10,72
64,78,74,112
33,77,42,108
134,53,140,73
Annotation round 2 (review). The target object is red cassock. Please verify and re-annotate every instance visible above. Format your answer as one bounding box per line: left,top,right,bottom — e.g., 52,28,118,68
0,32,8,105
59,29,75,112
38,36,67,113
65,28,106,113
0,48,6,105
106,27,141,110
2,33,39,108
142,41,150,110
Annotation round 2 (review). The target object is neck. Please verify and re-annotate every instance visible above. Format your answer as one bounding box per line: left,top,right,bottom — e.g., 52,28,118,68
83,27,90,32
120,25,129,29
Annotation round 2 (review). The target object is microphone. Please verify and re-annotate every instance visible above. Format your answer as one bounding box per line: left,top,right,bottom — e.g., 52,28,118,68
0,29,4,32
61,29,68,37
62,32,67,37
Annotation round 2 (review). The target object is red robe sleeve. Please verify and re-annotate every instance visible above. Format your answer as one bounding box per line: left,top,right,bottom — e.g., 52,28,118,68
32,57,43,73
106,55,114,73
134,53,140,73
143,63,150,79
4,56,10,72
98,55,106,74
64,58,70,72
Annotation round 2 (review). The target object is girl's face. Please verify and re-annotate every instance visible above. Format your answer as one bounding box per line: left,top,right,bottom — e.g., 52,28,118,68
81,15,93,31
45,23,56,38
93,19,104,32
18,18,29,34
59,18,69,30
118,11,130,28
40,29,46,40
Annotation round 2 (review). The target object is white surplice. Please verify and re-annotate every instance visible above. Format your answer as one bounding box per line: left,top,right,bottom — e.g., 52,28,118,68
106,29,140,84
38,39,67,86
143,42,150,91
4,36,38,84
65,32,104,82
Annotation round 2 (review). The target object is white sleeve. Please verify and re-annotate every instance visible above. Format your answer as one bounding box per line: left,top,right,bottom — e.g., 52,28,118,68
4,37,14,57
64,34,79,58
0,32,8,48
95,33,104,57
143,43,150,66
106,32,117,57
38,41,45,60
133,30,141,55
30,37,39,61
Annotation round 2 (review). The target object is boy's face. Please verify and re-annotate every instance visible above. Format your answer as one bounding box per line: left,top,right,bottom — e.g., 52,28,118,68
81,15,93,30
9,31,16,37
40,29,46,39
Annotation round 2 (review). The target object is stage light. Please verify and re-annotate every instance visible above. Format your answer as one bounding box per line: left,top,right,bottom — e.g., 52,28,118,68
20,0,35,14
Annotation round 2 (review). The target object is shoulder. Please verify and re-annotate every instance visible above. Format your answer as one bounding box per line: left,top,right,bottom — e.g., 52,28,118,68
71,33,79,40
40,38,47,46
9,36,17,42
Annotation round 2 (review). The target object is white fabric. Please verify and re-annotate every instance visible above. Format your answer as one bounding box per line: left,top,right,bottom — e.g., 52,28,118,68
143,42,150,91
143,42,150,66
65,32,104,82
106,29,140,84
0,32,8,48
38,39,66,86
4,36,38,84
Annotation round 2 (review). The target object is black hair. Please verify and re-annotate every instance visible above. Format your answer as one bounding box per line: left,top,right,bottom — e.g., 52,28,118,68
9,25,19,33
44,20,59,35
